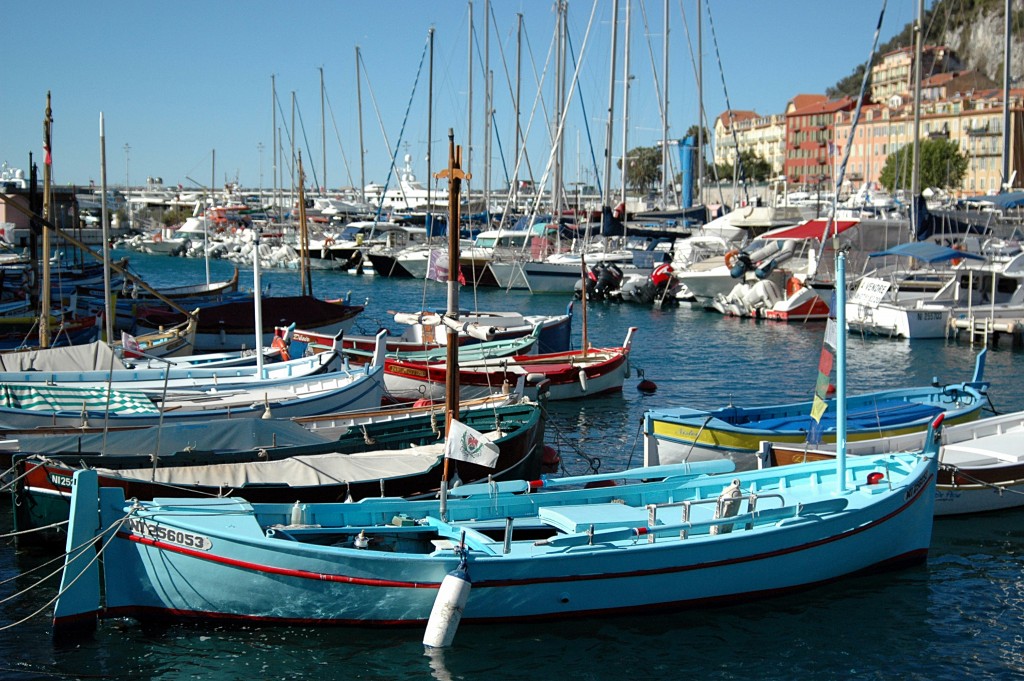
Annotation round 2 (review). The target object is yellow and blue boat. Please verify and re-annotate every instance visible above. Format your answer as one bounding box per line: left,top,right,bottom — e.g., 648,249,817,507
644,351,989,471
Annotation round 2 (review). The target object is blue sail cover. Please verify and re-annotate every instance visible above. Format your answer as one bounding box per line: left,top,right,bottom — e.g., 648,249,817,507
868,241,986,263
961,191,1024,210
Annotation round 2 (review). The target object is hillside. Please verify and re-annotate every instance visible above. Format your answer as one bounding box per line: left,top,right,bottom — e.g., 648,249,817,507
826,0,1024,99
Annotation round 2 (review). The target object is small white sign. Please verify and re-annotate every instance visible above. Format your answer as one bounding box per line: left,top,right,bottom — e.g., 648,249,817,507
850,277,891,308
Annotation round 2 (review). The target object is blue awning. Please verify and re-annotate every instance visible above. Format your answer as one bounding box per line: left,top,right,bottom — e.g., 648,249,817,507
868,241,986,263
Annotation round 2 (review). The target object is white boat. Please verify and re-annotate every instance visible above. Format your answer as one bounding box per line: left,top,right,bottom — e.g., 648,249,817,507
363,155,449,212
522,245,634,294
138,216,209,255
847,246,1024,339
674,219,856,313
761,409,1024,516
0,355,386,429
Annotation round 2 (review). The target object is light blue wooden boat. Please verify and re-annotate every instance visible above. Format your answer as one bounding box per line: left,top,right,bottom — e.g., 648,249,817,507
52,441,938,634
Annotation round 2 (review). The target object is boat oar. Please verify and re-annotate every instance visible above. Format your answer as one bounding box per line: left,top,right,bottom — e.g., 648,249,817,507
449,460,736,498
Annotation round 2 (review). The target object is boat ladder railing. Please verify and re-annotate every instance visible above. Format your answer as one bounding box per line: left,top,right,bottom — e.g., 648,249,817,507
646,492,787,541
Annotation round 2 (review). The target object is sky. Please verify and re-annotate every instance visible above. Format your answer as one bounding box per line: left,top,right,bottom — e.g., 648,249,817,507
0,1,918,195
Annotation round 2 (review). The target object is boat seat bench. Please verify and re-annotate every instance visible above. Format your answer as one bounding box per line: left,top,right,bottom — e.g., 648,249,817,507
538,503,653,534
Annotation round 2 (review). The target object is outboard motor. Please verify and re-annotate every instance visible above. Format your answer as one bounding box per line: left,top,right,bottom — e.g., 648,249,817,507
638,262,679,306
594,261,623,299
576,261,624,301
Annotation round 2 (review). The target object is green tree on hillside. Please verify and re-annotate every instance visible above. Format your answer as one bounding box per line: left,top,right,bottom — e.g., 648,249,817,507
878,137,968,192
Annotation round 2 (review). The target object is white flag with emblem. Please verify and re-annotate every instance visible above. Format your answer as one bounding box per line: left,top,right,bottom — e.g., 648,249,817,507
444,419,500,468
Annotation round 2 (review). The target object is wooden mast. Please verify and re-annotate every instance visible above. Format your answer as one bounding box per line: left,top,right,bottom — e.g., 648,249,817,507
297,152,311,297
437,129,470,492
40,92,53,348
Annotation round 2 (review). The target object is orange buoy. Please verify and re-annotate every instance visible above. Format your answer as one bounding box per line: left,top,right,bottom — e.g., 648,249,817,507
541,445,561,473
636,368,657,394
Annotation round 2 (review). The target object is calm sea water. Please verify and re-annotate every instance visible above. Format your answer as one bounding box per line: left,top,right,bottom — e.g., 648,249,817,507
1,250,1022,680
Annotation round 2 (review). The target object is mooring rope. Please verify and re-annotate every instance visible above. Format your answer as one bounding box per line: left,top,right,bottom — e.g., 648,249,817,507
0,510,135,632
940,463,1024,496
0,519,69,540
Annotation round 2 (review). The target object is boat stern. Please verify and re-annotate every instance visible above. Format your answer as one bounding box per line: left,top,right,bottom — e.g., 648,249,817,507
52,470,110,639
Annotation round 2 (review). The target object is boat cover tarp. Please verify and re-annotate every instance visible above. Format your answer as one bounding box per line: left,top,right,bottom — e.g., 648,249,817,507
960,191,1024,211
16,418,333,457
0,383,157,414
868,241,986,263
93,438,493,487
0,341,127,372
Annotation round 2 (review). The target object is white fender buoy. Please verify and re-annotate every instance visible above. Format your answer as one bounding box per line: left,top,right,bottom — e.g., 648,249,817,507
578,369,588,392
423,555,471,649
711,478,743,535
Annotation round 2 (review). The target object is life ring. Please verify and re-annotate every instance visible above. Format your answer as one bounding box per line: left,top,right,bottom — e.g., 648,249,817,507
271,334,291,361
724,248,740,270
323,237,335,246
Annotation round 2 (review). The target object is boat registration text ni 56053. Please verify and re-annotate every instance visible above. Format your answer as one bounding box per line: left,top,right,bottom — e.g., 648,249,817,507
127,519,213,551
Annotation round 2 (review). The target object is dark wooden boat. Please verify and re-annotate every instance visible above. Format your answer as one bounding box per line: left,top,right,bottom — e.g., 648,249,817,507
134,295,364,352
11,400,544,545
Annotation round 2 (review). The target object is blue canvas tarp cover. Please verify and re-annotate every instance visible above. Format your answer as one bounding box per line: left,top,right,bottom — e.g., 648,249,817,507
869,241,986,263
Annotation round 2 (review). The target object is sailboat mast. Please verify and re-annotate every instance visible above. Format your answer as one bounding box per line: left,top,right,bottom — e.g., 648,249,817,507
483,0,492,223
910,0,923,228
514,12,523,208
427,27,434,226
298,152,311,297
835,251,848,492
554,9,567,222
696,0,704,205
466,2,473,207
40,92,53,349
440,129,469,485
320,66,327,196
356,47,366,204
99,113,114,346
272,75,278,217
1002,0,1012,189
661,0,670,206
620,0,631,209
602,0,619,211
207,149,214,286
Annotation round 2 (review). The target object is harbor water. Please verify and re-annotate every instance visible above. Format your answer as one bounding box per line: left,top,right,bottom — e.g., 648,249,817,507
1,250,1022,680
